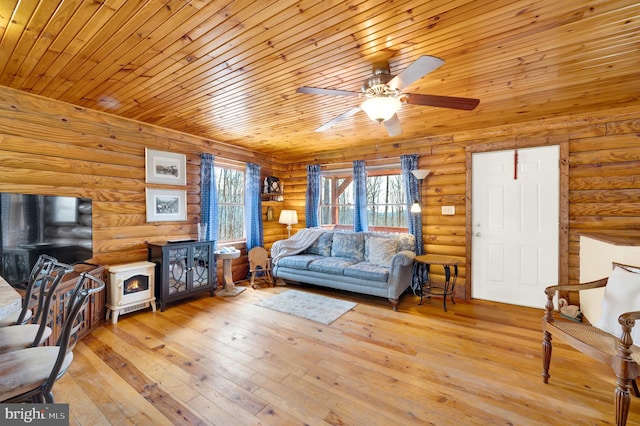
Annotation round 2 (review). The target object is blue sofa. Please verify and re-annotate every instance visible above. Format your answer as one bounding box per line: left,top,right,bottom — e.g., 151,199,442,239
272,230,416,310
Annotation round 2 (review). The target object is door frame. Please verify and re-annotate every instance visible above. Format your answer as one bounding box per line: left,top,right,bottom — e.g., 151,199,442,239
465,138,570,301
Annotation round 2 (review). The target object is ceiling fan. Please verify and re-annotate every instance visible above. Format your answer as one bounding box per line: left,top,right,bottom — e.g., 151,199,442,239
296,55,480,137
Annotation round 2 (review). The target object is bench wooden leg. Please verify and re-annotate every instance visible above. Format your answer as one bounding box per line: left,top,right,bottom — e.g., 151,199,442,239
542,330,552,384
615,378,631,426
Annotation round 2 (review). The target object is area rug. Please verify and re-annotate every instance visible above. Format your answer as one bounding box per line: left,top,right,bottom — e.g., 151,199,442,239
255,290,356,325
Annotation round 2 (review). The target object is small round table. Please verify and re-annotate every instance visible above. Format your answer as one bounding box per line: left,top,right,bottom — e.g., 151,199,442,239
215,250,245,297
413,254,462,311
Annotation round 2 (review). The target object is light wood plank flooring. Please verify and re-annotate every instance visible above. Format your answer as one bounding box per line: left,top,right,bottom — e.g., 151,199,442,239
55,283,640,425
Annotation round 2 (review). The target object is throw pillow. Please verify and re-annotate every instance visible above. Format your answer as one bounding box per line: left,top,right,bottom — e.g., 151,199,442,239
331,232,365,261
594,266,640,344
366,237,398,267
306,232,330,256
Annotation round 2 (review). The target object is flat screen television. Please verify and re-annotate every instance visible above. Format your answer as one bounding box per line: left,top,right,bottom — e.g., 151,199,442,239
0,193,93,287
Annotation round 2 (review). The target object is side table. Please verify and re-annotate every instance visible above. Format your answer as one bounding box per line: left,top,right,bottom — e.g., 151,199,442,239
413,254,462,311
215,250,245,297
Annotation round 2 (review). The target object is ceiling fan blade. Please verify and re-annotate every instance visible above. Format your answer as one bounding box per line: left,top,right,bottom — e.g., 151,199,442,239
315,106,362,132
297,87,360,97
384,114,402,137
388,55,445,91
404,93,480,110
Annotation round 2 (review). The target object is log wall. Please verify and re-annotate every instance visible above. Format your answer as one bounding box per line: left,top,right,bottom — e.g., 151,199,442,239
278,107,640,300
0,86,286,282
1,84,639,296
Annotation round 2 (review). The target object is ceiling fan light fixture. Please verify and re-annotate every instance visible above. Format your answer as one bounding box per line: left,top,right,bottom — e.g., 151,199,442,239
361,96,402,122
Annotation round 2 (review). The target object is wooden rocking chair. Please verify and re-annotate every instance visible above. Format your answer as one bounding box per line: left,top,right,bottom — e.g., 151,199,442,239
248,247,274,289
542,262,640,426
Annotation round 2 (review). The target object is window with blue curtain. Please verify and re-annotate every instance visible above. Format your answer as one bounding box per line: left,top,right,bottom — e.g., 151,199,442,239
306,164,321,228
244,162,263,251
318,163,407,232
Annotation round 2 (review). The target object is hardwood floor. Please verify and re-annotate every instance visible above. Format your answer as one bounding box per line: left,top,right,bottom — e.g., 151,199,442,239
55,284,640,425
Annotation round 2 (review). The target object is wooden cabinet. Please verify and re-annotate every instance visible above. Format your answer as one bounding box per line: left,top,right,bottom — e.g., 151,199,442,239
147,241,217,311
48,264,106,345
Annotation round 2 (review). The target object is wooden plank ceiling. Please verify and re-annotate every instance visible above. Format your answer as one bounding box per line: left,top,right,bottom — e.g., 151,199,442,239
0,0,638,160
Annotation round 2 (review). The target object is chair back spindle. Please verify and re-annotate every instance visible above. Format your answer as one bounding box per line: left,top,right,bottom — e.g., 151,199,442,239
29,259,75,347
45,272,105,400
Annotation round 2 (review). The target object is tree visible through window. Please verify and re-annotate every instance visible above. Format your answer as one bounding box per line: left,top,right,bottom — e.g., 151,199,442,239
320,176,354,228
320,169,406,231
215,167,244,241
367,174,406,229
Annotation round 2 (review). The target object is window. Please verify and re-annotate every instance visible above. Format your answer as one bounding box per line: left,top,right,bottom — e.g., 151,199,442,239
320,175,354,229
215,166,244,241
366,173,407,230
320,167,407,231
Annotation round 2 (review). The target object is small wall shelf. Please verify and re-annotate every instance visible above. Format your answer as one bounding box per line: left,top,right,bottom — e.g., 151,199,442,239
261,192,283,202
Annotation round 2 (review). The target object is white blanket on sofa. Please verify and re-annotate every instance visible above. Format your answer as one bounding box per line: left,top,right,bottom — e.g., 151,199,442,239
271,228,325,265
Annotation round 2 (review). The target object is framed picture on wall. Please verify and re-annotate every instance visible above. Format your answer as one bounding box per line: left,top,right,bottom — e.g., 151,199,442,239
146,189,187,222
145,148,186,185
264,176,281,194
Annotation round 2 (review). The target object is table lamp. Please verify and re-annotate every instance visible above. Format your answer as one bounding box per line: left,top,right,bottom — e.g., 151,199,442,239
279,209,298,238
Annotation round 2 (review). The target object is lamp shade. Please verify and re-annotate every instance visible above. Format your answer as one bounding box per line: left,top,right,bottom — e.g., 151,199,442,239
411,169,430,180
278,210,298,225
410,200,422,214
361,96,402,122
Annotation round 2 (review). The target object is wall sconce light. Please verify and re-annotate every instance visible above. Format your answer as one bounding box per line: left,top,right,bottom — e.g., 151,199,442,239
410,169,430,214
279,209,298,238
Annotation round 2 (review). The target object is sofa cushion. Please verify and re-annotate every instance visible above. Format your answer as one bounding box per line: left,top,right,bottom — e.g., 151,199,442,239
305,231,334,257
277,254,324,270
343,262,389,282
364,232,416,256
366,236,398,267
308,257,359,275
331,232,365,261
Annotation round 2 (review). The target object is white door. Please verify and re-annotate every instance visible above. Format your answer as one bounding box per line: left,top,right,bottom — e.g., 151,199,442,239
471,145,559,309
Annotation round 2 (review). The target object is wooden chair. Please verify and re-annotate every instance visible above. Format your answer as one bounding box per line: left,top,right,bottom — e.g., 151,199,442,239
0,272,105,403
0,255,60,327
248,246,273,289
542,262,640,426
0,258,74,353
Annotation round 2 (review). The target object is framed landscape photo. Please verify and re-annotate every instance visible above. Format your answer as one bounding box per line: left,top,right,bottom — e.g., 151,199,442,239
145,148,186,185
146,189,187,222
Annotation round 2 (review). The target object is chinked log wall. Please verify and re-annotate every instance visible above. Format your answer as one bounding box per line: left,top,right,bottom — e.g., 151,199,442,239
1,85,639,296
278,107,640,301
0,86,286,282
